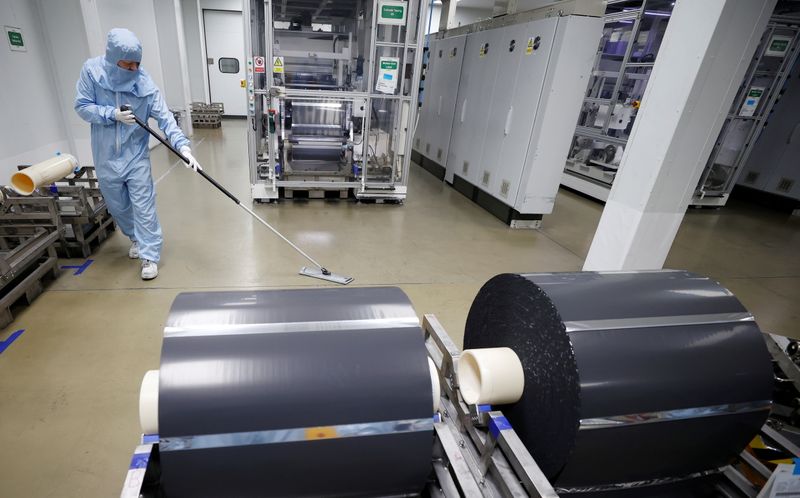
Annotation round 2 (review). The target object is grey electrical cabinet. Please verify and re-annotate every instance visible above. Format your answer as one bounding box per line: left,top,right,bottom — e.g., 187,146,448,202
470,18,558,206
446,28,506,187
413,2,604,227
415,35,467,172
414,9,603,228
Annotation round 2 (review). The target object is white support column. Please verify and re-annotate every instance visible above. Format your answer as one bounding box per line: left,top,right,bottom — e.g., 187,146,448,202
173,0,194,137
197,0,212,104
583,0,776,271
79,0,105,57
438,0,457,31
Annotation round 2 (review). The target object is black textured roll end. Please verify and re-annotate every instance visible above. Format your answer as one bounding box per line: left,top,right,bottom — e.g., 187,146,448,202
464,274,580,479
464,271,773,489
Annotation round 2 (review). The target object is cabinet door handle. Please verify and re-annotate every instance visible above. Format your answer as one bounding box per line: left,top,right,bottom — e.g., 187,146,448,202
438,96,442,116
460,99,468,123
504,106,514,136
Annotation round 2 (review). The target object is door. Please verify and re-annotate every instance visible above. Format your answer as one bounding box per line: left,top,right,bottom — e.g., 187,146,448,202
495,17,558,205
426,35,467,166
204,9,246,116
444,30,503,184
475,24,527,198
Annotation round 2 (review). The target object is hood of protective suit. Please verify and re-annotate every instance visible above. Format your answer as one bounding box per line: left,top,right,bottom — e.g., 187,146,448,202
102,28,145,93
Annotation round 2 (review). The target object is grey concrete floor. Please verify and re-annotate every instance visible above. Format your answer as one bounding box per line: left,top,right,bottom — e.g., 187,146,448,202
0,119,798,497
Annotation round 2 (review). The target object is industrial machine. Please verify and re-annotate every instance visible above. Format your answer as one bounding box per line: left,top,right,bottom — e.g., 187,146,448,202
412,0,605,228
695,12,800,208
561,4,800,209
244,0,429,202
121,270,799,497
561,0,673,202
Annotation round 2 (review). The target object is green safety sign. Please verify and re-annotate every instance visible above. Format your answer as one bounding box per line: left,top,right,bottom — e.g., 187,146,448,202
378,1,407,25
376,56,400,94
8,30,22,46
5,26,25,51
770,39,789,52
381,5,405,19
766,35,791,57
739,86,764,117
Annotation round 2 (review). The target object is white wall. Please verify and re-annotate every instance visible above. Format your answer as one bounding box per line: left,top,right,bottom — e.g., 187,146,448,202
0,0,194,175
153,0,186,109
427,5,493,33
0,0,72,180
38,0,93,164
182,0,206,101
181,0,243,103
455,7,493,26
428,4,442,33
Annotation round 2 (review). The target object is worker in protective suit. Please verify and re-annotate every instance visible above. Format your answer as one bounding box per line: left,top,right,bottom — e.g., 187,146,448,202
74,28,200,280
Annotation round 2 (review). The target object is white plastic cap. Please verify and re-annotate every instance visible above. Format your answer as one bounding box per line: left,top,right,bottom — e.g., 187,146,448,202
458,347,525,405
429,357,441,413
139,370,159,435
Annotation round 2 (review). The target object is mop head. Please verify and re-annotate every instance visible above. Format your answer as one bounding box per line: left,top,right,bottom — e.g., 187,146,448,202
299,267,354,285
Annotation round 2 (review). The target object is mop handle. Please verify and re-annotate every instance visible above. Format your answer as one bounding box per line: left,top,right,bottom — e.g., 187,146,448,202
121,105,327,272
120,104,239,205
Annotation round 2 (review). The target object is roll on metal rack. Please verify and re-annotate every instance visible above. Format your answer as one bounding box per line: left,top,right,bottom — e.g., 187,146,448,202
121,270,795,497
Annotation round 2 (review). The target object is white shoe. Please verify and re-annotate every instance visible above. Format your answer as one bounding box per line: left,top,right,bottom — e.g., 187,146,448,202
141,260,158,280
129,241,139,259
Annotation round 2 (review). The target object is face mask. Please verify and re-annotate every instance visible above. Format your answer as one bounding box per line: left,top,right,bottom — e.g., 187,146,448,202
104,59,139,92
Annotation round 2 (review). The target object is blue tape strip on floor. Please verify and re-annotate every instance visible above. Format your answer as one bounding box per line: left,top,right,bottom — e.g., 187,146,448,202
61,259,93,276
0,329,25,354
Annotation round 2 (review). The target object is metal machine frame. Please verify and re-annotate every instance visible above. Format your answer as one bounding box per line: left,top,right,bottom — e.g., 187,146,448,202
561,6,800,209
694,15,800,207
561,0,673,202
423,314,559,497
244,0,429,202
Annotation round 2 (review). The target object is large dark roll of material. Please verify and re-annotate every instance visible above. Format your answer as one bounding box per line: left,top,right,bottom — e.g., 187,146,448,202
464,270,773,489
158,287,433,498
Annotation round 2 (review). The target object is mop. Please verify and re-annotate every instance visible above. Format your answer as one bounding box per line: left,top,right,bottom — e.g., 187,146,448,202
121,105,353,285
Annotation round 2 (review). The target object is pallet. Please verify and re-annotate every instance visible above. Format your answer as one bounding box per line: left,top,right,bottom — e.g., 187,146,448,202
191,102,224,113
191,102,224,128
0,228,61,329
13,166,116,258
59,213,116,259
192,120,222,129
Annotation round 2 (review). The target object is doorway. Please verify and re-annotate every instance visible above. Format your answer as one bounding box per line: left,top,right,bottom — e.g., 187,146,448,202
203,9,246,116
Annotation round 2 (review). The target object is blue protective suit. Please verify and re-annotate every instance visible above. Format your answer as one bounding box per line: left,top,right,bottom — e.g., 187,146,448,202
74,28,189,263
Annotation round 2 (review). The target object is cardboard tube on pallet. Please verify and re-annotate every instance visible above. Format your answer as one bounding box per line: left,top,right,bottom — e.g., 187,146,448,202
11,154,77,195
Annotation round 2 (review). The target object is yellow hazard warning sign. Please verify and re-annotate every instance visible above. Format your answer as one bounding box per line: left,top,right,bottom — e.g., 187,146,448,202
526,38,534,55
272,56,284,73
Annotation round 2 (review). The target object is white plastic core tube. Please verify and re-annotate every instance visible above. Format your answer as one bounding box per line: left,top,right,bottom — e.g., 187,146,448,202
428,357,441,413
139,370,159,435
10,154,77,195
458,348,525,405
